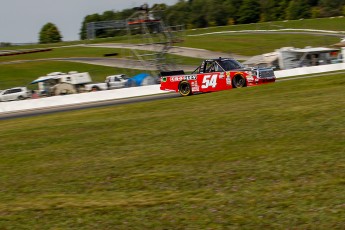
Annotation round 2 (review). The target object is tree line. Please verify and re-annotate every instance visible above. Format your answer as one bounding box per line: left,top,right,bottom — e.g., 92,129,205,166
79,0,345,40
37,0,345,43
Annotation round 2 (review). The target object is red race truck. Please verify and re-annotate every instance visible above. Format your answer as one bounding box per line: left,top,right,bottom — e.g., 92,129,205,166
160,57,275,96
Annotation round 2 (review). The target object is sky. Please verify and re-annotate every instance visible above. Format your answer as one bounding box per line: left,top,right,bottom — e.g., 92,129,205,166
0,0,178,43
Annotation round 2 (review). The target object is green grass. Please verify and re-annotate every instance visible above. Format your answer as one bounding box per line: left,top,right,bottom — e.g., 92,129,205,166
0,46,167,63
1,16,343,51
0,61,143,89
0,33,338,60
0,58,203,90
186,17,345,35
0,46,202,89
0,47,121,63
0,74,344,229
2,16,343,54
0,33,337,89
0,17,342,89
183,34,339,56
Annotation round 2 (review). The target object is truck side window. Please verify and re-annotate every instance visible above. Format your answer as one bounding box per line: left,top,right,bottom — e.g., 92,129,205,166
214,64,223,72
205,62,215,73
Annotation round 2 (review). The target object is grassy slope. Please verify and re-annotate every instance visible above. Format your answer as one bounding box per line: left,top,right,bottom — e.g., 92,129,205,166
0,59,202,90
0,33,339,89
1,16,344,50
1,33,336,60
0,61,144,89
0,74,344,229
183,34,338,56
0,46,184,63
182,17,344,56
186,17,345,35
0,47,122,62
1,17,343,89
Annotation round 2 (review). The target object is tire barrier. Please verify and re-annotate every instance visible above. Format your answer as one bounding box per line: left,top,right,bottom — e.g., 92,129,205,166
0,48,52,57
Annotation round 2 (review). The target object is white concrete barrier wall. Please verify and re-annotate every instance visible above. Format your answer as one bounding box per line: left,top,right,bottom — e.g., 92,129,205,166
0,85,165,114
274,63,345,78
1,63,344,114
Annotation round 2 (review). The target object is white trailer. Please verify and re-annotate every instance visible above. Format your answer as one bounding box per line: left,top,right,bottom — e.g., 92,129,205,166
243,46,341,69
31,71,92,96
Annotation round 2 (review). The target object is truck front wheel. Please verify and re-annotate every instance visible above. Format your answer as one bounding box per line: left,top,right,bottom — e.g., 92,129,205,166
232,75,246,88
178,80,192,96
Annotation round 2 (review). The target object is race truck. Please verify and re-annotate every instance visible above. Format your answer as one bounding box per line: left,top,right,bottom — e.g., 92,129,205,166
160,57,275,96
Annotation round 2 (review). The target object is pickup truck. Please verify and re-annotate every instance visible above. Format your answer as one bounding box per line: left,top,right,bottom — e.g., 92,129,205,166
85,74,129,91
160,57,276,96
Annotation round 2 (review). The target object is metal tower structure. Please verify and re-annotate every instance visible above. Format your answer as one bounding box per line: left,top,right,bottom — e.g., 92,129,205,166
86,20,126,40
86,4,185,75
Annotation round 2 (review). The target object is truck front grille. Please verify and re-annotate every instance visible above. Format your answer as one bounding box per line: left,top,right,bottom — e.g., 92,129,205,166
259,69,275,78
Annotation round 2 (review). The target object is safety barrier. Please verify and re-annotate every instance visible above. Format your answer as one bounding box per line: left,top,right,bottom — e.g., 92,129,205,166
0,48,52,57
1,63,344,114
0,85,165,113
275,63,345,78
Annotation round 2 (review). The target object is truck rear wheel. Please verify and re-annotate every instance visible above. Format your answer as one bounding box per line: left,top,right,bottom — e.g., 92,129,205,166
178,80,192,96
232,75,246,88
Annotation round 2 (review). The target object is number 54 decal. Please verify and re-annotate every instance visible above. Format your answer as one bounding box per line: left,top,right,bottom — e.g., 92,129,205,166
201,74,218,88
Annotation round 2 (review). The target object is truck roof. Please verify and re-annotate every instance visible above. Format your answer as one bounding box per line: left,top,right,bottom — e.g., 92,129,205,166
204,57,237,62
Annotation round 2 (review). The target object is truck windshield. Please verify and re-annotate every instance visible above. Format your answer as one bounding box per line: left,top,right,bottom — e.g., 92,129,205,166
218,59,244,71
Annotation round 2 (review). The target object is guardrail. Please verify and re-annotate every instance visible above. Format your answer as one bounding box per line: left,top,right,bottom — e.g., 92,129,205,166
0,48,52,56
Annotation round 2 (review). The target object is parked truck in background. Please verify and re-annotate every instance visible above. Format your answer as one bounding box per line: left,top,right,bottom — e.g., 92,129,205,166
84,74,129,91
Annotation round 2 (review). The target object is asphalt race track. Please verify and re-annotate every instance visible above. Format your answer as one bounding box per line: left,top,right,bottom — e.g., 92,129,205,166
0,93,179,120
2,70,344,120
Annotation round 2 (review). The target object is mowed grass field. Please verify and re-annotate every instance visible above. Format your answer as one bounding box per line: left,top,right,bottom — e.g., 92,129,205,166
186,17,345,35
0,33,339,89
1,16,343,90
0,61,143,89
183,34,339,56
0,73,344,229
1,16,344,50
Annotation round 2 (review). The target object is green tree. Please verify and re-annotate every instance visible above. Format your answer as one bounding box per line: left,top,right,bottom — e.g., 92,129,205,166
189,0,209,27
286,0,311,20
222,0,243,24
80,13,101,40
311,6,321,18
237,0,260,24
274,0,290,20
260,0,280,22
319,0,345,17
164,0,190,27
206,0,230,26
39,23,62,44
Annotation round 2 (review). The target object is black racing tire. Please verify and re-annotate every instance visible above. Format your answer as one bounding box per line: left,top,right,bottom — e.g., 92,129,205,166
18,96,25,100
232,75,247,88
178,80,192,96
